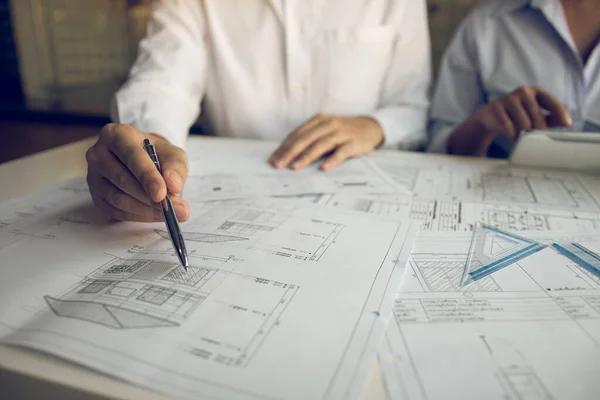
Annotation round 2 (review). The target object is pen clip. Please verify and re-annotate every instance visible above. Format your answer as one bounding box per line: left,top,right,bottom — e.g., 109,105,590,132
144,138,162,173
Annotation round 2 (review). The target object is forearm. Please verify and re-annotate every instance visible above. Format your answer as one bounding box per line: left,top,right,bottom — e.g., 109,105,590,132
111,88,198,149
111,0,207,149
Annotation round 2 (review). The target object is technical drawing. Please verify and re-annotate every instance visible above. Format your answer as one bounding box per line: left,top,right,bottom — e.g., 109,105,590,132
552,243,600,278
410,198,462,231
184,173,318,201
155,229,249,243
497,367,554,400
483,174,536,204
45,296,180,329
185,206,345,262
183,174,243,199
485,209,548,231
372,161,419,192
272,193,325,203
325,166,397,192
46,257,299,366
462,224,546,285
409,258,501,293
211,209,287,239
482,173,600,211
481,336,554,400
483,209,600,232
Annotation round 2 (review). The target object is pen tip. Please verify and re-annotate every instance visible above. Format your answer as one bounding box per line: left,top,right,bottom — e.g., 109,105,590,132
182,256,189,270
143,138,151,145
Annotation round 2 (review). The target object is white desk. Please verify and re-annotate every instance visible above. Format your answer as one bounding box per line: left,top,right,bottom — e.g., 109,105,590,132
0,137,389,400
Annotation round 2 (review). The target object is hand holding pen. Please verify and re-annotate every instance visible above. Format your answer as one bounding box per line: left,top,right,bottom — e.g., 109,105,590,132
86,124,191,223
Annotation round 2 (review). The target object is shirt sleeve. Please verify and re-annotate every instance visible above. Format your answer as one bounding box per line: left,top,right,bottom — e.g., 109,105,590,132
111,0,207,149
427,9,485,154
367,0,432,150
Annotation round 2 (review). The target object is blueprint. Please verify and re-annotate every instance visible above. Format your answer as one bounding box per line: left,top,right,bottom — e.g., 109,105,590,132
368,152,600,212
379,231,600,400
184,139,399,201
316,192,600,232
0,185,417,400
0,179,91,251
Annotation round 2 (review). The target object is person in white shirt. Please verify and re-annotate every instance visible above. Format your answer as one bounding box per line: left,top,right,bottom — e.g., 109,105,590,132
85,0,431,223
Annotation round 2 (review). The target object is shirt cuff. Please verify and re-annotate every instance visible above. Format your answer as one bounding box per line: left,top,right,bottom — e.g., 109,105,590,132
111,93,191,149
368,106,428,150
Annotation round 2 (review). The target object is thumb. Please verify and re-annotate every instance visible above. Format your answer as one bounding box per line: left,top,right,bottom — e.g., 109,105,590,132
546,112,573,128
155,140,189,195
536,89,572,128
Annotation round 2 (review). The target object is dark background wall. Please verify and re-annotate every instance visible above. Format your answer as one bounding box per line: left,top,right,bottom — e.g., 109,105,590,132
0,0,23,108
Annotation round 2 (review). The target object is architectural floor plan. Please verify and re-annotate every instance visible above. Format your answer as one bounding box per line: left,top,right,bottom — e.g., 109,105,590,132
379,231,600,400
1,141,599,400
368,153,600,212
0,179,91,250
317,192,600,232
0,189,416,400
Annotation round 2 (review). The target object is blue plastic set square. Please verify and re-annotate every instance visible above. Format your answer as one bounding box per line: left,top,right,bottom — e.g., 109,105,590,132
461,223,600,286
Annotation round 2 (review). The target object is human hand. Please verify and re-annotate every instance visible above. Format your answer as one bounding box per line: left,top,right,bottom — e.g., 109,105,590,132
449,86,572,156
86,123,190,222
268,114,384,171
477,86,572,138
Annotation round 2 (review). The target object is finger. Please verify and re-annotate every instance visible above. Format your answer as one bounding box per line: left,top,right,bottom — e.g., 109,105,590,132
100,124,166,202
518,88,547,129
96,177,163,219
291,133,347,170
491,102,517,141
504,96,532,133
272,120,339,169
535,88,572,127
270,119,326,166
87,145,157,207
269,115,326,164
91,193,163,223
320,143,360,171
155,140,188,194
168,195,192,222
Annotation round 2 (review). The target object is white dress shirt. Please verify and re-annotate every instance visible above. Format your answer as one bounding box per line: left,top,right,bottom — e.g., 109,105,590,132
428,0,600,156
112,0,431,149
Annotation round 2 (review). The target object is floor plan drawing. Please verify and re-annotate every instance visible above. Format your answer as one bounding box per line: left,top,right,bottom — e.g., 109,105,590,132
184,173,320,202
183,205,346,262
0,179,94,250
480,335,554,400
45,256,299,367
380,231,600,400
0,186,417,400
497,366,553,400
367,153,600,211
482,172,600,211
317,193,600,235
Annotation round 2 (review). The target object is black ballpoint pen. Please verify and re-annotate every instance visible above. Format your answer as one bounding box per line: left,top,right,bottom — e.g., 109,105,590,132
143,138,189,269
